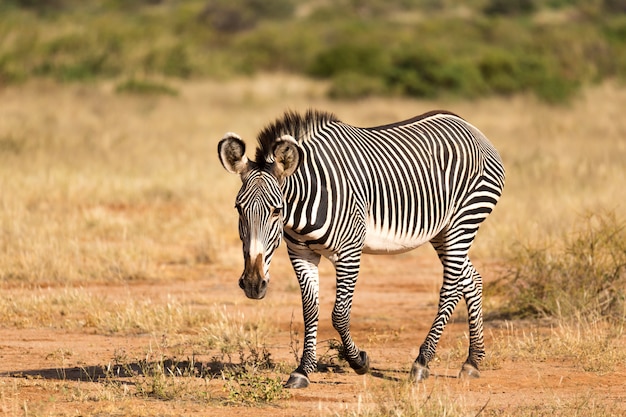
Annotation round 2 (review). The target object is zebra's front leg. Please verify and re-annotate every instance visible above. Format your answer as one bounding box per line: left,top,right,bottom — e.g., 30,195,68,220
284,245,321,389
332,253,370,375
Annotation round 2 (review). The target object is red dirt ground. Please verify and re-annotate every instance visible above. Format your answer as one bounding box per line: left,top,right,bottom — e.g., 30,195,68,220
1,249,624,416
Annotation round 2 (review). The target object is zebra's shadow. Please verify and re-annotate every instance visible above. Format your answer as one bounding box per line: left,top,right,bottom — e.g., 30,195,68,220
0,359,248,384
1,362,455,385
0,359,360,383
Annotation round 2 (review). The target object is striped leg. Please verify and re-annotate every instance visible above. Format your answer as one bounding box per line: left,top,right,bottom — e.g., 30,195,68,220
414,256,486,379
460,261,485,378
455,179,499,378
411,225,483,381
411,239,464,381
332,249,370,375
284,242,321,389
412,185,494,381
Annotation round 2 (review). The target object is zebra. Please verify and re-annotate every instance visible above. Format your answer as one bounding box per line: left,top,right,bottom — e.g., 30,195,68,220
217,109,505,389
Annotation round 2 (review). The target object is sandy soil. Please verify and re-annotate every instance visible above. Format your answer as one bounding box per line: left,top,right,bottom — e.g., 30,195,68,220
1,250,625,416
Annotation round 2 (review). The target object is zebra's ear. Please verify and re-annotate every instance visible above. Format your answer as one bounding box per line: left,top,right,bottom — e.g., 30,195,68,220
218,133,249,176
273,135,303,179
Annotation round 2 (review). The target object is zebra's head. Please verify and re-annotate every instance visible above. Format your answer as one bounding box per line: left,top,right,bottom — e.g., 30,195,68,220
218,132,303,299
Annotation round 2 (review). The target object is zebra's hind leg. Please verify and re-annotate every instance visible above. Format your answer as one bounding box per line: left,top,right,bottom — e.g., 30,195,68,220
410,275,463,382
458,261,485,379
417,259,486,381
411,228,483,382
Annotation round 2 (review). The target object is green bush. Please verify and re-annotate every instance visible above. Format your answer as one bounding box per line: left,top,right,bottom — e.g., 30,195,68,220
199,0,295,32
309,42,391,79
386,48,471,98
161,44,193,78
233,24,321,73
474,49,580,102
1,0,626,103
104,0,164,11
386,49,444,98
603,0,626,13
328,71,387,99
484,0,537,16
0,55,25,84
478,50,525,95
28,28,125,81
1,0,70,13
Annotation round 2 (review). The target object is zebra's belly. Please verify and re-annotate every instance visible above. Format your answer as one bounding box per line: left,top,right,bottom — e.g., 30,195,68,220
362,225,433,255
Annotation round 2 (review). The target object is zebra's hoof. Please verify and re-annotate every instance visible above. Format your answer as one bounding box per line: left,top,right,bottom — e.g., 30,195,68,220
409,362,430,382
284,372,310,389
349,350,370,375
459,362,480,379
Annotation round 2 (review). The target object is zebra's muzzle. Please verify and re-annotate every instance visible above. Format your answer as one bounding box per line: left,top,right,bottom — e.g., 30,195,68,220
239,253,269,299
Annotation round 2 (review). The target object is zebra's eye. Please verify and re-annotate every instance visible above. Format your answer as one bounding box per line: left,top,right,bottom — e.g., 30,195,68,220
272,206,282,217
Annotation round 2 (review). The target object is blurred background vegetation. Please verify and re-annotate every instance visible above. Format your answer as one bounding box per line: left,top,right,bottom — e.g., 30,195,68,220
1,0,626,103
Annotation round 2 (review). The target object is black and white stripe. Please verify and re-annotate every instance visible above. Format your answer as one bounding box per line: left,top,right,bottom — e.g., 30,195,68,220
218,109,505,387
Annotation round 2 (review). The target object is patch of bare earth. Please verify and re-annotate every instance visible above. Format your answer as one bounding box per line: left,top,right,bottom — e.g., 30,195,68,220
1,251,624,416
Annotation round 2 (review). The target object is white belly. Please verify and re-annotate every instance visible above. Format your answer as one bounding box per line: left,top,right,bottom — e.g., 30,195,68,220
362,223,431,255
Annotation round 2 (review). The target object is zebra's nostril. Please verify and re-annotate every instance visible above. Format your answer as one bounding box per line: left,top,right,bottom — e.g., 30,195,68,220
239,278,245,290
259,279,268,291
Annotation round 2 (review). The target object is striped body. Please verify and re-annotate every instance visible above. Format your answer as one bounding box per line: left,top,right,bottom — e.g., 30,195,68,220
218,110,505,387
282,111,502,253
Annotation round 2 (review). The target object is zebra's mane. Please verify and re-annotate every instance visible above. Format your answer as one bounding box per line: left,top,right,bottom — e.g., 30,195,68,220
255,109,339,166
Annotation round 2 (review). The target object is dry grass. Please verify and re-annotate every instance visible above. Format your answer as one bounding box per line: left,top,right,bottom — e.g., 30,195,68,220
331,376,622,417
0,297,282,414
0,288,195,332
488,211,626,322
332,380,471,417
3,76,625,285
1,75,626,415
486,319,626,374
0,287,276,351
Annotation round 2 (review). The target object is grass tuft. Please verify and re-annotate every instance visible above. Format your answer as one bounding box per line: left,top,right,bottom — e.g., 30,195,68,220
333,381,471,417
201,307,272,362
221,343,289,405
100,338,213,403
489,212,626,322
488,319,626,374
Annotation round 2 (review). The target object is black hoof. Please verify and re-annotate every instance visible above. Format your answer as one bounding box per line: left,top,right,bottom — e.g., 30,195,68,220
284,372,310,389
409,362,430,382
459,362,480,379
349,350,370,375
